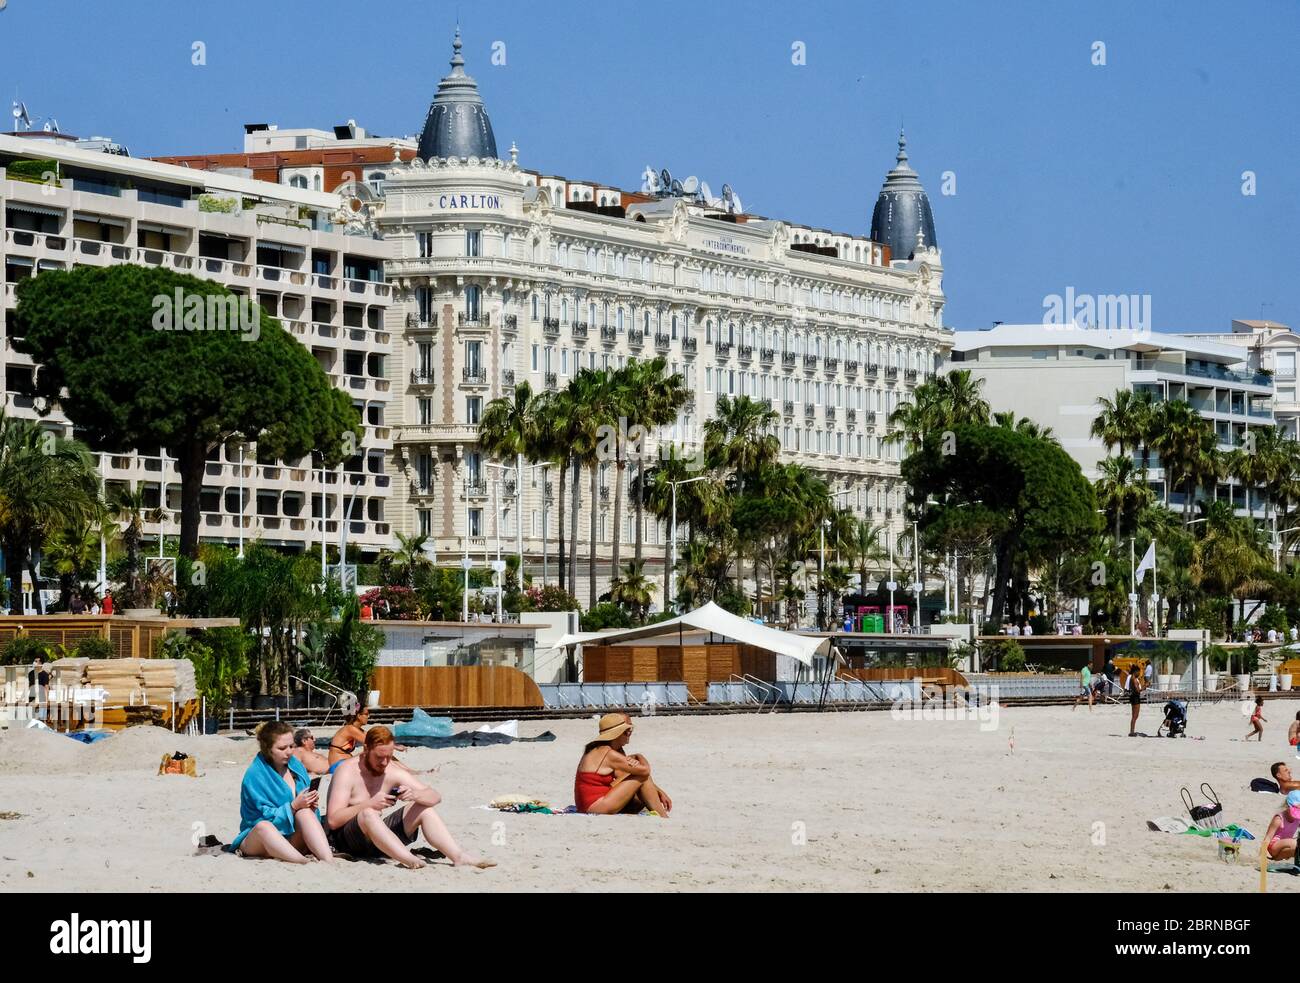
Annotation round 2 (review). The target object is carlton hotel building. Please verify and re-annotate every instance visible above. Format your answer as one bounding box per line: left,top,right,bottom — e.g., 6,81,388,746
376,34,950,605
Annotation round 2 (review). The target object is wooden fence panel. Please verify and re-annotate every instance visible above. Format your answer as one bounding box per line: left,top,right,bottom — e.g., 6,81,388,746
371,666,544,708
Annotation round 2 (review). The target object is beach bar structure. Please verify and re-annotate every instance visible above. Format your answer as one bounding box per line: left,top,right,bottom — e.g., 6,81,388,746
555,603,831,703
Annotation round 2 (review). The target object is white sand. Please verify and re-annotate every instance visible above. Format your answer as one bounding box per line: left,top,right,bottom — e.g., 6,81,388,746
1,699,1298,892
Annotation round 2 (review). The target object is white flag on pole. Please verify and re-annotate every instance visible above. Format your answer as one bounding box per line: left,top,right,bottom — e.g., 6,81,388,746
1135,541,1156,583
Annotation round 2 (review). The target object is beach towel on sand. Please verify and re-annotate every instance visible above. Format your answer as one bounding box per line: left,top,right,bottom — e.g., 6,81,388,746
231,753,314,850
399,730,558,750
1181,823,1255,841
1147,816,1190,833
1251,778,1281,794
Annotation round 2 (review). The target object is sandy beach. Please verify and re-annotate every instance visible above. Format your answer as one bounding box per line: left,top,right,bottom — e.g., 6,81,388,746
2,699,1298,892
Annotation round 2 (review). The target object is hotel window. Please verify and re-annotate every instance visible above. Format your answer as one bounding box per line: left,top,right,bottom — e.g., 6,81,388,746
588,303,596,325
417,232,433,258
644,311,651,333
465,341,482,375
500,233,510,258
544,347,554,372
418,510,431,537
468,508,483,537
466,229,481,257
531,344,539,372
465,285,481,321
671,316,678,340
418,398,432,425
416,287,432,322
561,299,568,323
417,343,433,375
617,308,624,332
531,294,539,320
1278,352,1297,379
466,397,482,424
561,350,568,375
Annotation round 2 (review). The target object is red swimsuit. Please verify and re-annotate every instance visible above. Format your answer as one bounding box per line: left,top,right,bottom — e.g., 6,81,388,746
575,750,615,813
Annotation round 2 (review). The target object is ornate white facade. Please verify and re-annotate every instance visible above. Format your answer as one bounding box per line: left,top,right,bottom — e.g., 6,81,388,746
380,151,951,605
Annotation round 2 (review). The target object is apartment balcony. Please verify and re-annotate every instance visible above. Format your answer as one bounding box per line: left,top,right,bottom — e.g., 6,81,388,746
314,273,336,290
885,366,899,380
396,423,479,445
803,355,819,370
74,239,133,264
804,403,816,419
846,409,857,428
845,360,860,375
682,337,698,354
600,325,617,342
760,348,776,364
458,312,489,328
543,317,560,337
503,314,518,331
410,369,436,387
599,485,610,504
782,352,797,368
258,265,308,287
464,481,489,499
783,400,795,417
629,329,645,346
502,369,516,387
140,248,195,272
462,367,488,385
4,229,68,254
545,371,558,390
717,341,733,357
572,321,589,340
738,345,753,361
826,406,838,422
864,411,877,425
905,368,918,382
655,333,671,350
825,358,839,373
405,312,431,330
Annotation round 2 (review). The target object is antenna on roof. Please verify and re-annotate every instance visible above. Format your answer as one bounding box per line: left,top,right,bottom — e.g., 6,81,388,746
659,168,673,196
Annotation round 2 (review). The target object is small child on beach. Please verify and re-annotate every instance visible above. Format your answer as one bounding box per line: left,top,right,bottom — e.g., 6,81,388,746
1246,697,1266,742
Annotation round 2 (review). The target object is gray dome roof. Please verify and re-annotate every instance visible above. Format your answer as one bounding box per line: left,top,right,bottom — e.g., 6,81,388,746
869,131,937,261
417,30,498,160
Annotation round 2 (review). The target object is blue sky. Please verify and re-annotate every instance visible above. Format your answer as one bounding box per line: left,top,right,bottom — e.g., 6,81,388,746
2,0,1296,332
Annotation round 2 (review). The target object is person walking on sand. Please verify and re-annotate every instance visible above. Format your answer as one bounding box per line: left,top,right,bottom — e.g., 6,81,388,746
1073,663,1094,711
574,713,673,817
1247,697,1267,742
325,726,494,870
232,721,333,864
1126,665,1144,736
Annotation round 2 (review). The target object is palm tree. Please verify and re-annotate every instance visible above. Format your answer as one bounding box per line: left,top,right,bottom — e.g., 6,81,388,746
627,357,690,570
44,519,101,610
887,369,990,452
531,389,568,589
608,560,653,624
383,531,434,588
113,485,163,610
1092,389,1157,466
1095,456,1155,541
993,411,1057,444
478,381,540,578
848,517,887,592
1151,399,1215,525
0,415,100,613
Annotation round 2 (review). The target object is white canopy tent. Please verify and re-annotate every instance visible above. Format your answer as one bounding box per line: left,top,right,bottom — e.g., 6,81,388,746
553,601,832,668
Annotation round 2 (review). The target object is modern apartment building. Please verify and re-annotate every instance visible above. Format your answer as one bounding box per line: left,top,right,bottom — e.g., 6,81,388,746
0,131,396,557
379,33,952,604
1179,320,1300,439
950,324,1274,517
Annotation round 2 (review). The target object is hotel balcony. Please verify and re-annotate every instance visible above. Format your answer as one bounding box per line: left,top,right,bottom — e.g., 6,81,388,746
885,366,899,380
803,355,819,370
804,403,816,419
866,362,879,376
738,345,753,361
572,321,589,340
464,481,489,499
410,369,436,387
502,369,516,387
717,341,733,357
845,360,860,375
628,329,645,346
543,317,560,337
458,312,489,328
600,325,617,342
783,400,795,417
655,333,671,350
760,348,776,364
503,314,518,331
462,367,488,385
905,368,918,382
825,357,839,373
682,337,698,354
782,352,797,368
846,409,857,428
545,371,558,389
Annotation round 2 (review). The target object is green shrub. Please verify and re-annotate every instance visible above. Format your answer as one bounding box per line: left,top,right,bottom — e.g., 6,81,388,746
72,636,114,660
1258,607,1289,635
981,638,1026,672
1204,645,1230,673
0,635,52,665
581,602,632,632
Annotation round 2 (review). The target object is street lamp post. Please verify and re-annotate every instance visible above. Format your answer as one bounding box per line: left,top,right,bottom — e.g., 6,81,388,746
668,476,707,613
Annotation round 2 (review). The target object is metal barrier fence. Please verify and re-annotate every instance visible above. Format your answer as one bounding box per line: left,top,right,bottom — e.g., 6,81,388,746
537,683,692,710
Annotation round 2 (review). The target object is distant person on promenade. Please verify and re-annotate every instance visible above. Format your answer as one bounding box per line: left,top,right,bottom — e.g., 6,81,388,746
232,721,333,864
101,593,113,615
292,729,330,776
1126,666,1144,736
1246,697,1267,742
325,726,494,869
1073,663,1094,711
574,713,673,817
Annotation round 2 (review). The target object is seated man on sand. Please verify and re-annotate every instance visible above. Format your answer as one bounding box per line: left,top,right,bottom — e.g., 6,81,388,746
1264,790,1300,861
292,728,330,776
232,721,333,864
574,713,673,817
325,725,494,870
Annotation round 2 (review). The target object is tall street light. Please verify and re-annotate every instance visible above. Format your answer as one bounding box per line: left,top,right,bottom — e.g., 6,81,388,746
668,475,707,613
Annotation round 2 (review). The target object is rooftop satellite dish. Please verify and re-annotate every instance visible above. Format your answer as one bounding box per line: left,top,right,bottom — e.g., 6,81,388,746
682,175,699,194
670,178,683,195
699,181,718,206
730,191,743,214
659,168,672,194
640,165,658,193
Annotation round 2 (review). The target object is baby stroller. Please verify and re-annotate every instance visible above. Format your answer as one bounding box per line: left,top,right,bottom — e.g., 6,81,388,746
1158,699,1188,737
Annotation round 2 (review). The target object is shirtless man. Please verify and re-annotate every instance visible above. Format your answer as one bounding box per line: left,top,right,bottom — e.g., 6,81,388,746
325,725,494,870
1271,762,1300,793
291,729,330,776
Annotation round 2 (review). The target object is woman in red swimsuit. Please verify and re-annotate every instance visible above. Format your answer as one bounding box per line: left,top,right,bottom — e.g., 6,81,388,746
574,713,673,817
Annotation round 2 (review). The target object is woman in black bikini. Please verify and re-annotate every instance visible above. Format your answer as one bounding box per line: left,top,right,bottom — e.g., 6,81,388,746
327,706,369,773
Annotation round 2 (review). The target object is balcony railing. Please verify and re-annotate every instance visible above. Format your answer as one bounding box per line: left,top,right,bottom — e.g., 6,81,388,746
845,360,860,375
826,406,838,421
458,312,488,327
629,329,645,346
572,321,589,339
760,348,776,363
717,341,733,357
905,368,918,381
847,409,857,428
655,333,671,349
503,369,516,387
599,486,610,504
782,352,797,368
504,314,518,330
803,355,819,369
825,358,839,373
410,370,436,386
885,366,899,379
543,317,560,336
783,400,795,416
464,481,489,498
462,367,487,384
738,345,753,361
601,325,617,342
545,371,558,389
866,362,879,375
683,337,697,354
804,403,816,418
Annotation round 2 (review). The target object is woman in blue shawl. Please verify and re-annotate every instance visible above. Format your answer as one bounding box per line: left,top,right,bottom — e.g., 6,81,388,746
233,720,333,863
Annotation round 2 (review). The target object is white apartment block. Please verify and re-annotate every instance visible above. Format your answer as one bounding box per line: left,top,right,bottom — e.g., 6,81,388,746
951,324,1275,518
1179,320,1300,440
0,132,395,556
380,33,951,605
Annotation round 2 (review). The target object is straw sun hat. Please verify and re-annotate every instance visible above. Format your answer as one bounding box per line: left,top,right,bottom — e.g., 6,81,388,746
596,713,632,742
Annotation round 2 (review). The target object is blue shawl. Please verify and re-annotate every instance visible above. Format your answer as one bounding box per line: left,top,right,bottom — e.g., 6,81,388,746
232,752,314,850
